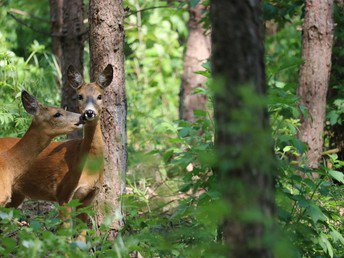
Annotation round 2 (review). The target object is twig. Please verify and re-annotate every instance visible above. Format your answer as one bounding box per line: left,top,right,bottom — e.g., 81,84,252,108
322,148,340,156
125,5,176,18
8,8,49,22
7,12,51,36
7,12,89,39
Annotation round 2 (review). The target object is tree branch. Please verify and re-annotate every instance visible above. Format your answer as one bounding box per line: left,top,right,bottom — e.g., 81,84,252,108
8,8,49,22
7,12,89,40
124,5,177,18
7,12,51,36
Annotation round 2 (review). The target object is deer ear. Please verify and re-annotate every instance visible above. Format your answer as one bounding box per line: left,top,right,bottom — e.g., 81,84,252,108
97,64,113,89
21,90,40,115
67,65,84,89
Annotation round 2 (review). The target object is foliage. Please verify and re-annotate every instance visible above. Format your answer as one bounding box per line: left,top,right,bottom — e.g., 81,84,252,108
0,0,343,257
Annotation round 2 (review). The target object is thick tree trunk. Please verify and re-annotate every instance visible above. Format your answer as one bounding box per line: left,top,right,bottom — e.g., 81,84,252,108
49,0,63,85
297,0,334,169
211,1,274,257
89,0,126,239
179,2,211,122
61,0,84,139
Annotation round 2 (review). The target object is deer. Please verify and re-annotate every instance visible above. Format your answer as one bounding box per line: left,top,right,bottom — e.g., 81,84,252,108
0,65,113,239
0,91,83,206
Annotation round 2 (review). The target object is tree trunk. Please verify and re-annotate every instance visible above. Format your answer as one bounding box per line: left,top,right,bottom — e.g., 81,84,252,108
211,1,275,257
49,0,63,86
89,0,126,239
297,0,334,170
179,2,211,122
61,0,84,139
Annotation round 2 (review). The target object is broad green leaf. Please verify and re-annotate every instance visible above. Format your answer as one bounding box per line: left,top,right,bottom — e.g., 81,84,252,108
330,229,344,245
328,170,344,183
309,204,327,224
190,0,201,8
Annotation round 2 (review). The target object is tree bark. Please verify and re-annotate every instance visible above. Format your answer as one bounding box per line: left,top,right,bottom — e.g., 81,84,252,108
49,0,63,85
211,0,274,257
179,2,211,122
89,0,126,239
61,0,84,139
297,0,334,169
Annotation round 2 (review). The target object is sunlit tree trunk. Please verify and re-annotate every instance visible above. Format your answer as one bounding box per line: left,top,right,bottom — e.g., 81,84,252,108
179,1,211,122
211,0,275,256
297,0,334,170
61,0,84,139
89,0,126,239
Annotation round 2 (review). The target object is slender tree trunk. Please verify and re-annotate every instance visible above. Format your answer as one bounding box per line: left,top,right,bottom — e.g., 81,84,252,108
211,0,275,257
89,0,126,239
179,2,211,122
61,0,84,139
49,0,63,86
297,0,334,170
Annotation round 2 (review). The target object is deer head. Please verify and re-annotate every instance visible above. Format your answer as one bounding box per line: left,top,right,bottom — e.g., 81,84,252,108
67,64,113,122
21,91,84,138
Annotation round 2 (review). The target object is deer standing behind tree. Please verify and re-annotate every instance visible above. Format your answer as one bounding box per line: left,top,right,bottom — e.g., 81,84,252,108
0,66,112,240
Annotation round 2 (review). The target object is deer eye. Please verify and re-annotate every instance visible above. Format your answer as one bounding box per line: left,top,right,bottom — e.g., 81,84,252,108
97,95,102,100
78,95,83,100
53,112,62,118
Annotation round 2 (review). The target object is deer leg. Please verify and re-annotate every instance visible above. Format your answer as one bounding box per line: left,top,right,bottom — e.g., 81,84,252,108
75,188,98,242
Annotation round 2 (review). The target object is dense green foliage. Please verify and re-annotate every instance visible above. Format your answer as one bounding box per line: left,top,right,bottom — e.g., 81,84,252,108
0,0,343,257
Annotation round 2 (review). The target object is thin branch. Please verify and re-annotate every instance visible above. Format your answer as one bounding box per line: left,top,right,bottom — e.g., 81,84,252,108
322,148,339,156
7,12,89,40
8,8,49,22
7,12,51,36
124,5,176,18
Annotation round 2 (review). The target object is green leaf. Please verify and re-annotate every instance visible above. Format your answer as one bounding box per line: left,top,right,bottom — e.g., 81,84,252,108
292,138,307,154
308,204,327,224
328,170,344,183
163,149,174,163
319,233,334,258
283,146,292,152
330,228,344,245
179,127,191,138
2,238,16,252
193,109,207,117
190,0,201,8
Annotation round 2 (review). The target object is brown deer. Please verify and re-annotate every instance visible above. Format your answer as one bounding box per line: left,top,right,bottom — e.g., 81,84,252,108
0,91,83,206
0,65,112,236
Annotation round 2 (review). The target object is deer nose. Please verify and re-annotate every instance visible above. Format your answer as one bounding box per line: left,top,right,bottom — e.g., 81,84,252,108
85,110,95,119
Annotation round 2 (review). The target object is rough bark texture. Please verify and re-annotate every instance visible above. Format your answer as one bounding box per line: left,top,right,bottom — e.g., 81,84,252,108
49,0,63,83
297,0,334,169
61,0,84,139
179,2,211,122
211,0,275,257
89,0,126,238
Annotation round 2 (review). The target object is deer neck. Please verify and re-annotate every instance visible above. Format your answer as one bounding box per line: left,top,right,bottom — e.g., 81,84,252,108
7,122,52,178
81,120,104,155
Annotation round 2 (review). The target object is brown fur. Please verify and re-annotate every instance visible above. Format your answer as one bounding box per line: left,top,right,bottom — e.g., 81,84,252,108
0,92,82,206
1,66,113,236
